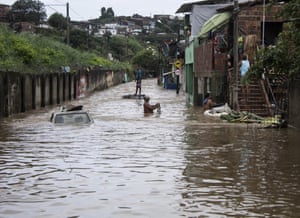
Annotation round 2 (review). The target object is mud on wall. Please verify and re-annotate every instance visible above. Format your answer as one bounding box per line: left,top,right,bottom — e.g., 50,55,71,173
0,68,125,118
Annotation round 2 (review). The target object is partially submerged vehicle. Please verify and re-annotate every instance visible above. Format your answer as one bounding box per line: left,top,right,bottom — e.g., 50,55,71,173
50,105,93,125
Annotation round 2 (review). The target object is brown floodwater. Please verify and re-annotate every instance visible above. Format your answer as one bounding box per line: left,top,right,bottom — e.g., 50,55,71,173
0,79,299,218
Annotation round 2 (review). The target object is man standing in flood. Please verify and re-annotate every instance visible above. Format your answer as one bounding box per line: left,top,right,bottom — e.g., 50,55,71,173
135,66,142,95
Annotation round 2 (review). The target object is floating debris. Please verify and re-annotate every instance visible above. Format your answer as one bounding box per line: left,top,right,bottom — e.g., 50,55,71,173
220,111,287,128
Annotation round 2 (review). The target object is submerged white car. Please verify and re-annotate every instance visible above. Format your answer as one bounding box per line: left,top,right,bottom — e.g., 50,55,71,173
50,105,93,125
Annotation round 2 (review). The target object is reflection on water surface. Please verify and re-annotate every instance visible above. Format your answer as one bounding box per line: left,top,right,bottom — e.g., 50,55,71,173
0,79,299,217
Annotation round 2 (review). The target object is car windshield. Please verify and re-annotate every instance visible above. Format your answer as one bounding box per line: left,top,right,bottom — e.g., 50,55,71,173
54,112,91,124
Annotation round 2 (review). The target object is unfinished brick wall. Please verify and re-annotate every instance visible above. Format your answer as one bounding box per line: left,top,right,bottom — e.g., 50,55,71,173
238,4,283,44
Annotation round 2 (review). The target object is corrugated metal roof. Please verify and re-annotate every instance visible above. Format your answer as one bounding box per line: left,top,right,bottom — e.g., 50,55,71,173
176,0,260,13
176,0,232,13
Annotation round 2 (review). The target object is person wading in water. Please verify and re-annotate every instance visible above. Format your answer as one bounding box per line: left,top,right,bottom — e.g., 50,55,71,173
143,96,160,113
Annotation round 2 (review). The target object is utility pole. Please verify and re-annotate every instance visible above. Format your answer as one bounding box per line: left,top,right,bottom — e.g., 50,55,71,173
66,2,70,45
233,0,239,110
262,0,265,47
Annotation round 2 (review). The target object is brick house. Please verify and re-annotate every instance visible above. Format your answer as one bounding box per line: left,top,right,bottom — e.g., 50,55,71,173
185,0,284,107
0,4,10,23
13,22,36,33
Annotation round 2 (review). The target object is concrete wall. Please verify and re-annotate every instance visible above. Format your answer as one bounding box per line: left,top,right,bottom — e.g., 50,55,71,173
0,68,124,118
22,74,33,111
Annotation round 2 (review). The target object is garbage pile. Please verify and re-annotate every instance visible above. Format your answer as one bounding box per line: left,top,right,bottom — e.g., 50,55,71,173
220,111,287,128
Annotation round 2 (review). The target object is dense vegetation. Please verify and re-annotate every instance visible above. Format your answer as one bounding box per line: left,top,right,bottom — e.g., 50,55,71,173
0,24,177,76
0,25,132,73
250,0,300,79
0,0,183,76
8,0,47,25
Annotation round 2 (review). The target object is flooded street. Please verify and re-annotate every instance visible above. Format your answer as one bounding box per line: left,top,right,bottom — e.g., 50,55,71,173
0,79,300,218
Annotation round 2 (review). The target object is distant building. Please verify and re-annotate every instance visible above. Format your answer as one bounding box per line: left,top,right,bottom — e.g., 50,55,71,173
13,22,36,33
0,4,10,23
153,14,172,20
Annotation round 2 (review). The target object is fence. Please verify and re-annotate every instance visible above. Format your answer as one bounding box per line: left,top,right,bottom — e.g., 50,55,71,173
0,67,125,118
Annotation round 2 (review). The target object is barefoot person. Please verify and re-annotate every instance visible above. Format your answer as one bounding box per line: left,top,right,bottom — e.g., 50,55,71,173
143,96,160,113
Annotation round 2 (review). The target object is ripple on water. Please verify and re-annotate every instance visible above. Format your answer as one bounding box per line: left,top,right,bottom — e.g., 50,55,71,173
0,79,300,217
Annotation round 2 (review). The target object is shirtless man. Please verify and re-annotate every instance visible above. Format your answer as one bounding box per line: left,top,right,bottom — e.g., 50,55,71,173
143,96,160,113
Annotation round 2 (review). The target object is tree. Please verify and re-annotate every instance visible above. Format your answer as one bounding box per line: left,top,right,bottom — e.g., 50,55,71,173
69,29,90,50
99,7,115,22
108,36,126,61
48,13,67,30
9,0,47,25
132,47,158,75
100,7,106,18
106,7,114,17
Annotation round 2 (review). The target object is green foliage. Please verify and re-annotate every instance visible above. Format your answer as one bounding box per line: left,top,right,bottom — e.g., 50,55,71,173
11,35,35,65
250,1,300,79
110,36,126,59
0,25,130,73
9,0,47,25
48,13,67,30
69,29,90,49
132,47,158,73
35,27,65,43
276,0,300,20
99,7,115,23
127,37,143,52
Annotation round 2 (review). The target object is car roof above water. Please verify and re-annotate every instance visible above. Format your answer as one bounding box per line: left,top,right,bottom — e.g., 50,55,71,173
51,108,93,125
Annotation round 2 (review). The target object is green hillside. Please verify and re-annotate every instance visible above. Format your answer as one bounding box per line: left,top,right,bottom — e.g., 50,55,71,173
0,25,132,73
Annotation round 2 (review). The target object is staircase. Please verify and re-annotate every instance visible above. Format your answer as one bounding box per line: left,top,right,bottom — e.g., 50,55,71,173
237,72,289,117
238,74,271,117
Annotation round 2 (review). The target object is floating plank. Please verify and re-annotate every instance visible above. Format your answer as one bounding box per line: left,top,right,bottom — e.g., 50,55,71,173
122,94,146,99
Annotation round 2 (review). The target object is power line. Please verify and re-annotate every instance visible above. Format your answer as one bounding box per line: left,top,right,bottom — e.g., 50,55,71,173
45,3,65,16
52,0,82,18
45,2,85,20
45,5,60,14
69,6,84,19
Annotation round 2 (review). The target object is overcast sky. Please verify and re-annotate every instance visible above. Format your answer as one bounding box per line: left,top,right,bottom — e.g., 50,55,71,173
1,0,188,20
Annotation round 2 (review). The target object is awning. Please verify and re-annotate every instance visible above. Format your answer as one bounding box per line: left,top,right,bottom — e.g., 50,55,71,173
198,12,231,39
